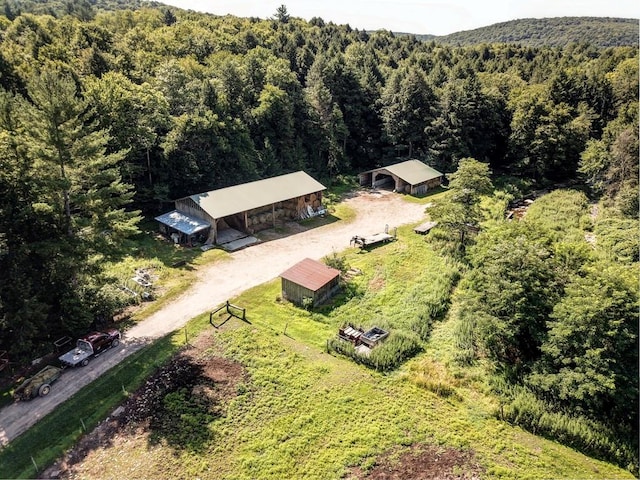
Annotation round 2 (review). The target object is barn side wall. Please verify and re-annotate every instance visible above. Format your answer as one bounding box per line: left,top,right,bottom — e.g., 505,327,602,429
313,277,340,306
178,187,327,242
175,198,215,225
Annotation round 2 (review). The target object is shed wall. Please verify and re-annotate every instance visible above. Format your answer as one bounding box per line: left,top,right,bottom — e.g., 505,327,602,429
281,276,340,307
313,277,340,305
175,198,215,224
281,278,315,306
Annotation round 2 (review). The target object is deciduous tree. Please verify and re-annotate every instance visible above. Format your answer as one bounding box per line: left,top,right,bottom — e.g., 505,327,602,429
528,264,638,426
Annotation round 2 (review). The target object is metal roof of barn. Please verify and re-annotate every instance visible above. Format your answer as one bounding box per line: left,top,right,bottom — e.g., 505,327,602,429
183,171,326,219
155,210,211,235
280,258,340,292
364,160,442,185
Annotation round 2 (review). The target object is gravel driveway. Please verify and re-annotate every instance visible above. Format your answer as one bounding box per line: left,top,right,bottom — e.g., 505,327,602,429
0,190,427,446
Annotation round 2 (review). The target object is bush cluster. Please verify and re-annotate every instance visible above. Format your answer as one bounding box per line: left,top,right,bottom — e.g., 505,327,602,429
328,331,422,372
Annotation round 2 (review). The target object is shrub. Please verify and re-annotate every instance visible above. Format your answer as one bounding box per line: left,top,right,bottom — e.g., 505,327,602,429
301,297,314,311
322,250,350,274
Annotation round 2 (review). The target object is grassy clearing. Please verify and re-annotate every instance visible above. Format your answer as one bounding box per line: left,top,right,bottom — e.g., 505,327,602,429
400,186,448,204
24,224,632,480
1,197,634,479
62,310,634,480
322,225,459,339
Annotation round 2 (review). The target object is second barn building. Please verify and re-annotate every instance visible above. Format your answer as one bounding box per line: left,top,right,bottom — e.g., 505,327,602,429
359,159,443,195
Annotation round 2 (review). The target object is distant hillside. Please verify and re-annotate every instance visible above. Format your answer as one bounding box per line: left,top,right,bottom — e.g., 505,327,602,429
1,0,166,19
427,17,639,48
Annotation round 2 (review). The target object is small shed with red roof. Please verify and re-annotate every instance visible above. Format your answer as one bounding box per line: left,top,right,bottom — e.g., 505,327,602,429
280,258,341,307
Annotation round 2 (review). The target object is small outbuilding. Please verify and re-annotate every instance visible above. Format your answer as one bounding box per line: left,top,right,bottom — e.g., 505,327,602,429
155,210,211,245
280,258,340,307
359,159,443,195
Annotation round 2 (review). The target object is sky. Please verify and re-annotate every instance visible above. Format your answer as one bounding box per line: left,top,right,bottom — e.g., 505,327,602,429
157,0,640,36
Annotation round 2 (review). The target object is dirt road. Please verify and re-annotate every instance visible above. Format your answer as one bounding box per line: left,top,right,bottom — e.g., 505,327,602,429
0,190,427,446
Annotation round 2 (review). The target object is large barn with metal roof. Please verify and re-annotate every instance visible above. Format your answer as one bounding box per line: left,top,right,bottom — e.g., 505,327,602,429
358,159,443,195
155,171,326,249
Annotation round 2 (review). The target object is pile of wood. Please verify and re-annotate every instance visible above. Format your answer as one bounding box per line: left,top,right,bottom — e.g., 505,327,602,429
297,193,323,219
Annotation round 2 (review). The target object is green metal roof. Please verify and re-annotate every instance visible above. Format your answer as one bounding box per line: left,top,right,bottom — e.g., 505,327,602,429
185,171,326,219
368,160,443,185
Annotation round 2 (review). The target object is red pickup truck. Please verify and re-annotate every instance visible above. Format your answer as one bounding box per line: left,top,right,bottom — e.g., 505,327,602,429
58,329,121,367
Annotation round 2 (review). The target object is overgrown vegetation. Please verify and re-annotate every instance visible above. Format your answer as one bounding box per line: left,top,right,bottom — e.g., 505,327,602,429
0,210,635,479
495,382,637,472
327,330,422,372
440,186,639,474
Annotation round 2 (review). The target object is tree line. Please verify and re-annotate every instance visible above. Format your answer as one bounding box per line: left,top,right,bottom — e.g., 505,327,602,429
0,4,637,363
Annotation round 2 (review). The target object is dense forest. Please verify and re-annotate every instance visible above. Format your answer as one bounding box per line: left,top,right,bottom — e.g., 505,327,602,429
430,17,640,48
0,0,638,471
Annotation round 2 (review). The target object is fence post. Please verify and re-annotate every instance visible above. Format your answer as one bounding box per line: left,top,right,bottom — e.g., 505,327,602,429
31,456,38,473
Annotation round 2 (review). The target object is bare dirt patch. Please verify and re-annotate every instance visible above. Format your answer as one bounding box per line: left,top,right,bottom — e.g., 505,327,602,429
43,333,247,479
350,443,484,480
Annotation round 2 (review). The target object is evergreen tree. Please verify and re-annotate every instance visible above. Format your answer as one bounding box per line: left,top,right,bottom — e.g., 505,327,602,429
20,68,139,334
25,68,140,246
428,158,493,253
381,67,436,159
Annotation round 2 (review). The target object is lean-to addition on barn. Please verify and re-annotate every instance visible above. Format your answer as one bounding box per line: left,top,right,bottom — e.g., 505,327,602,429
359,159,443,195
155,171,326,246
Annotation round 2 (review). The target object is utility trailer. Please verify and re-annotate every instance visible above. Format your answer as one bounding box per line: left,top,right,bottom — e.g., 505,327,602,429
350,232,395,249
13,365,62,400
